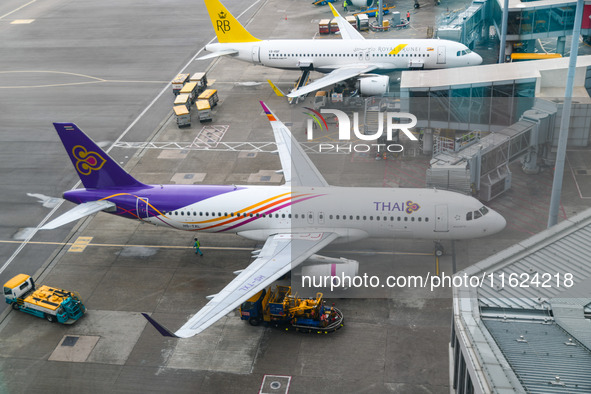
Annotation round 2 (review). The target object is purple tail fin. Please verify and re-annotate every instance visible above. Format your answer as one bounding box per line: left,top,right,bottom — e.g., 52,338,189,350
53,123,146,189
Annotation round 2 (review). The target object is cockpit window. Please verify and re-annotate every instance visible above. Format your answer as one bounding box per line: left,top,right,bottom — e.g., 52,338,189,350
457,49,472,56
474,210,482,219
466,212,472,221
479,206,489,215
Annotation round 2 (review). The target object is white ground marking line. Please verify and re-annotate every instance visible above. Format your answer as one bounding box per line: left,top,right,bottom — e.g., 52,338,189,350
0,1,263,276
0,0,36,20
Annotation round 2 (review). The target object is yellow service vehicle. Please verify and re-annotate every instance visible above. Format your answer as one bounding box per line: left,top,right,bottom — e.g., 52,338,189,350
4,274,86,324
239,285,343,333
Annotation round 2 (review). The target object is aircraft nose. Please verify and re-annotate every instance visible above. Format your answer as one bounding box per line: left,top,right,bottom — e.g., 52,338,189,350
490,210,506,234
472,52,483,65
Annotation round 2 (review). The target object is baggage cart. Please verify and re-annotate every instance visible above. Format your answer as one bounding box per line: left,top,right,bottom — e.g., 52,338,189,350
190,72,208,93
174,106,191,127
198,89,219,107
180,82,198,104
196,100,212,123
172,73,190,95
174,93,191,111
318,19,330,34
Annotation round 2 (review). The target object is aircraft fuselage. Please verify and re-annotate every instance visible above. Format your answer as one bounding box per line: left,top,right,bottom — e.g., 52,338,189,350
64,184,505,242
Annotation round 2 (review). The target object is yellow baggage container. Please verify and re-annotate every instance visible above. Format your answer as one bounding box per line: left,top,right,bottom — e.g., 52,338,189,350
198,89,219,108
190,72,208,93
174,93,191,110
196,100,212,123
172,73,190,95
180,82,198,103
174,106,191,127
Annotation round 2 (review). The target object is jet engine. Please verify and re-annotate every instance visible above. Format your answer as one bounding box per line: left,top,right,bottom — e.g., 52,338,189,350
349,0,375,6
358,75,389,96
300,255,360,289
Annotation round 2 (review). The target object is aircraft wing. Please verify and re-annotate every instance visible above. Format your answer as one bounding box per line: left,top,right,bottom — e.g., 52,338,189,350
165,232,339,338
329,3,365,40
40,200,116,230
286,64,379,98
260,101,329,188
197,49,239,60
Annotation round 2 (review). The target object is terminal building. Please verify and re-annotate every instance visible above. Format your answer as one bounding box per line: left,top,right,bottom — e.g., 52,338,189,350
450,208,591,393
398,56,591,200
437,0,591,57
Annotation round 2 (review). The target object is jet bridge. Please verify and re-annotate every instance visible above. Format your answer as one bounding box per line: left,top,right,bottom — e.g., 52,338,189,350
427,99,557,201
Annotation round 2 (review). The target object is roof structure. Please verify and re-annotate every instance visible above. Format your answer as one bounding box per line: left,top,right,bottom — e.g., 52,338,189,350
453,208,591,393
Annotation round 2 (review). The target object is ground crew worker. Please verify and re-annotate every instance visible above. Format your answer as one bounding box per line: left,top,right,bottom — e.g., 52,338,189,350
194,237,203,256
407,10,411,21
343,0,348,12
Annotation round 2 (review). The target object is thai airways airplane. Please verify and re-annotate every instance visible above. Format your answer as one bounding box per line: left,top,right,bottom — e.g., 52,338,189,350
200,0,482,97
43,102,505,337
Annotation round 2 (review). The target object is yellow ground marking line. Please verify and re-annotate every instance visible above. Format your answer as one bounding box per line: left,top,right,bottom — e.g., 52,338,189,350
68,236,93,253
0,0,37,20
0,239,433,255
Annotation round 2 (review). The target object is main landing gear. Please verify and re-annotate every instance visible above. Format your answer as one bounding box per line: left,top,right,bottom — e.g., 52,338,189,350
434,241,444,257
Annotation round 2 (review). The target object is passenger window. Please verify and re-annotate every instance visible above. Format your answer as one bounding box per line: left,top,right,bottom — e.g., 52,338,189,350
425,217,429,222
418,217,422,222
181,212,184,216
404,217,408,221
411,217,415,221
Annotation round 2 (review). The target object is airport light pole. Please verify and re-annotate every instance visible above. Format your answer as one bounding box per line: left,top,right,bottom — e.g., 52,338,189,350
548,0,584,227
498,0,508,63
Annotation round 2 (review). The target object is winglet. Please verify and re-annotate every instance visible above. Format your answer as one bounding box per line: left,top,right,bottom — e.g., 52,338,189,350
267,80,285,97
141,313,179,338
328,2,340,17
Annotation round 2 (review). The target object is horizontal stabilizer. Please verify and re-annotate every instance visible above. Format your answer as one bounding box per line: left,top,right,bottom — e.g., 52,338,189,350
197,49,238,60
141,313,178,338
40,200,115,230
267,80,285,97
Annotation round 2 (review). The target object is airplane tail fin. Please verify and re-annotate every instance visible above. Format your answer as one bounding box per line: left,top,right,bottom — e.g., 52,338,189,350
53,123,146,189
204,0,260,43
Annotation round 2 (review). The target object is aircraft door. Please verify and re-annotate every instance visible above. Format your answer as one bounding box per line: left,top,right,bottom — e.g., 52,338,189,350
437,46,446,64
307,211,314,225
252,46,260,63
434,204,448,232
137,198,150,220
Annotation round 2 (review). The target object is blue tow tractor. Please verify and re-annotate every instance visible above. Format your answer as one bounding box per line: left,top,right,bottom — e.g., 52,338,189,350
239,285,344,333
4,274,86,324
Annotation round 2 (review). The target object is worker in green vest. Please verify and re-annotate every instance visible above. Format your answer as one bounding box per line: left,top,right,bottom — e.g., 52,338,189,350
194,237,204,257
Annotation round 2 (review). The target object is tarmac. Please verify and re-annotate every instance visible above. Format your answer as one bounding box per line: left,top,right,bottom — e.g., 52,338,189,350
1,0,591,393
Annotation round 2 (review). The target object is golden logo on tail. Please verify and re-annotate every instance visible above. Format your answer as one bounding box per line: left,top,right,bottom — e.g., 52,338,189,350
204,0,260,43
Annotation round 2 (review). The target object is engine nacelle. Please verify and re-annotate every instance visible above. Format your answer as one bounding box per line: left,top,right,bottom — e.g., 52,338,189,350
300,258,359,288
358,75,389,96
350,0,375,7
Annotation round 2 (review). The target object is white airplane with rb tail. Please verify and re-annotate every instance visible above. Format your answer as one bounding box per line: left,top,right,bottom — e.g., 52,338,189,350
200,0,482,97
